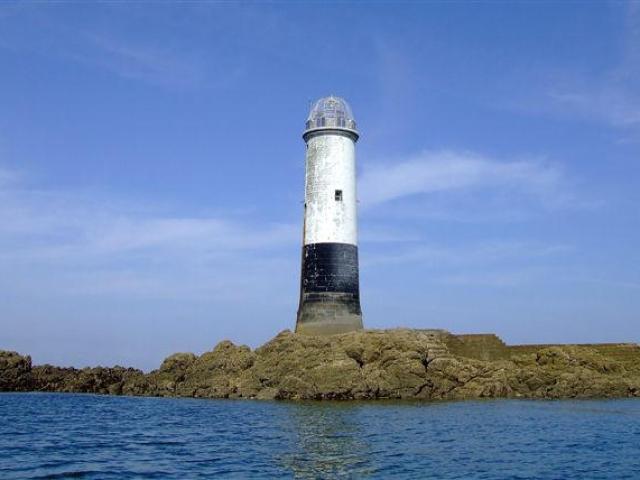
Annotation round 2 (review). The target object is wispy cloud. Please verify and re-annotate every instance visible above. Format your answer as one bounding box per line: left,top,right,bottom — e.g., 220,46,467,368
361,239,574,289
0,8,234,89
439,270,532,288
549,86,640,130
2,158,572,298
359,150,568,208
0,165,298,300
362,240,571,288
364,240,569,268
357,149,579,287
542,3,640,138
70,33,207,89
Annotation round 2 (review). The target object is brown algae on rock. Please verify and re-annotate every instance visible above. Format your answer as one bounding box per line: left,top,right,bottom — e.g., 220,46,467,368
1,329,638,401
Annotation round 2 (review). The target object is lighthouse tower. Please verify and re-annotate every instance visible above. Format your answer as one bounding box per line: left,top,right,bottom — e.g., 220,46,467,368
296,96,363,335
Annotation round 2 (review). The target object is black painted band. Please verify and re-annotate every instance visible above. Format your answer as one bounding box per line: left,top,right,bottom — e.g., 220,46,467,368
301,243,360,295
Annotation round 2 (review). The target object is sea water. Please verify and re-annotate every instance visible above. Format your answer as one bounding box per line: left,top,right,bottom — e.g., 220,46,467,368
0,393,638,479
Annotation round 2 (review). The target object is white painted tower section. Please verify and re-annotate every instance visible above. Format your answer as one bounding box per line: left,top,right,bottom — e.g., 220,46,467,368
304,134,358,246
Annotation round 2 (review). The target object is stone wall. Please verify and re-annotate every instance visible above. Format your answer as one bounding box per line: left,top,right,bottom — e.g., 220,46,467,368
443,333,639,364
443,333,511,361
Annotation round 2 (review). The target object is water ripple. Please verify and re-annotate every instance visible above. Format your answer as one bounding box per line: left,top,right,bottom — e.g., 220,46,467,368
0,394,639,479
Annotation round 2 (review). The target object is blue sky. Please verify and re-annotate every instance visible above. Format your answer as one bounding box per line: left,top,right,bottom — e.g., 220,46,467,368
1,2,638,370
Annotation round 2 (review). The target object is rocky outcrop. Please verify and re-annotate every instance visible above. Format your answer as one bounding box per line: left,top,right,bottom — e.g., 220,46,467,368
1,329,639,401
0,351,144,395
0,351,33,391
30,365,145,395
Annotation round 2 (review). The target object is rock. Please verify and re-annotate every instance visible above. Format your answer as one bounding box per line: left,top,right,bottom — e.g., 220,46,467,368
159,352,198,375
30,365,144,394
144,341,256,398
0,351,32,391
1,330,638,401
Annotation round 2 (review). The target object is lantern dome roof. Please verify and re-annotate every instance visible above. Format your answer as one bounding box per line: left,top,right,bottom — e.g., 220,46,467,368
304,96,358,138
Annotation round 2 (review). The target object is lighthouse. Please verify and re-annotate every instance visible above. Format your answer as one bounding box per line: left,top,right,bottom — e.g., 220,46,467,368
296,96,364,335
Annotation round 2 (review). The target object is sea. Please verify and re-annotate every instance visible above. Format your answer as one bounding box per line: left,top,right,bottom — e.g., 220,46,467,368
0,393,638,479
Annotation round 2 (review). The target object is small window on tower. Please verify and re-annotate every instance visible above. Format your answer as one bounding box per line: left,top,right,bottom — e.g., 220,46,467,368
335,190,343,201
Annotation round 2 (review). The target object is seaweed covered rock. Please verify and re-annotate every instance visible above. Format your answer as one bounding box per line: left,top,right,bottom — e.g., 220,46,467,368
177,340,256,398
30,365,144,395
0,351,32,391
145,342,256,398
510,346,635,398
140,330,639,401
1,330,639,401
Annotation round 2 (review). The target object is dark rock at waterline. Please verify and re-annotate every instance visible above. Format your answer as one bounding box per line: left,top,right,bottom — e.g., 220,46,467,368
0,351,32,391
0,352,145,395
30,365,145,395
2,329,639,401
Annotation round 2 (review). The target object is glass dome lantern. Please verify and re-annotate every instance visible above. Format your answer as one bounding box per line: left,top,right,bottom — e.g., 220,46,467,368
304,96,358,139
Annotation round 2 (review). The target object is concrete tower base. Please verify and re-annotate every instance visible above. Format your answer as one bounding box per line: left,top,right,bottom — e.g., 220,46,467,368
296,292,363,335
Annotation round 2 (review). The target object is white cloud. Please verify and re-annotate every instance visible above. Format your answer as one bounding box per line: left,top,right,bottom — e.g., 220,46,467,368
85,217,296,255
0,165,298,300
359,150,566,207
439,271,530,288
363,240,569,269
72,33,207,89
549,87,640,130
0,139,580,307
537,4,640,138
491,4,640,143
362,241,570,289
0,11,232,90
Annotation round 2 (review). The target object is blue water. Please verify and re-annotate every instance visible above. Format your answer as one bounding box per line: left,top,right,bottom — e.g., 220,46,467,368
0,394,639,479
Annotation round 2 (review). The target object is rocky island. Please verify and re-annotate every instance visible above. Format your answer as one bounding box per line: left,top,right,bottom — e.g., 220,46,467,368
2,329,639,401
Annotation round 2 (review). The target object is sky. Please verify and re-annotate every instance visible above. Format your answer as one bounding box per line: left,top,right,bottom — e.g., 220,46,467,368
1,1,639,370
